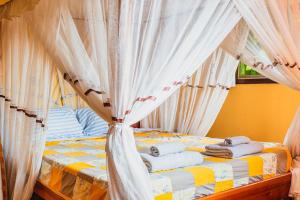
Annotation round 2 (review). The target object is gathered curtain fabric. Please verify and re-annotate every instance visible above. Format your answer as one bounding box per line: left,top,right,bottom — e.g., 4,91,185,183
141,48,239,135
23,0,242,199
0,17,54,200
55,69,87,108
234,0,300,198
284,107,300,199
0,0,40,18
234,0,300,89
242,33,298,89
3,0,300,199
142,89,181,132
141,21,249,135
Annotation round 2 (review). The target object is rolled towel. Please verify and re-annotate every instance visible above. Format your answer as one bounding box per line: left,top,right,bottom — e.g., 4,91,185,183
141,151,203,172
224,136,250,146
150,142,186,157
203,142,264,158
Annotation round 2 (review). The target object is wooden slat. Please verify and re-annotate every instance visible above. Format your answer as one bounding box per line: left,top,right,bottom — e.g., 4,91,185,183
199,173,291,200
34,182,65,200
34,173,291,200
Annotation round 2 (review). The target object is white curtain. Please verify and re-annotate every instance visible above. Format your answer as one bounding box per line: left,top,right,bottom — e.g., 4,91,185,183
142,21,249,135
234,0,300,88
0,0,40,18
0,17,53,200
141,89,180,132
242,33,298,89
142,48,239,135
284,107,300,199
25,0,241,199
234,0,300,198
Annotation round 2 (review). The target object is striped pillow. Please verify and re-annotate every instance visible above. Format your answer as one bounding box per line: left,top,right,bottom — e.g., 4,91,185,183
76,108,108,136
46,107,84,140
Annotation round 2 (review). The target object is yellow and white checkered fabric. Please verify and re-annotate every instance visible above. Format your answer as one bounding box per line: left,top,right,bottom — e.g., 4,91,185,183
39,132,291,200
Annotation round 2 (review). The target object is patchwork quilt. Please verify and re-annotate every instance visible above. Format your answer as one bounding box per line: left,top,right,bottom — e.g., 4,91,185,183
38,131,291,200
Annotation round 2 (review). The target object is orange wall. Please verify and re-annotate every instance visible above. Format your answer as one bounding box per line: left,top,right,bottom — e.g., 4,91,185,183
208,84,300,143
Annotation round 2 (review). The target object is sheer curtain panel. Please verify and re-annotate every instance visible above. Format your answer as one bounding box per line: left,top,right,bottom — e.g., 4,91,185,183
242,33,298,90
141,21,249,135
284,107,300,199
141,48,239,135
0,0,40,18
234,0,300,198
0,18,53,200
25,0,241,199
234,0,300,88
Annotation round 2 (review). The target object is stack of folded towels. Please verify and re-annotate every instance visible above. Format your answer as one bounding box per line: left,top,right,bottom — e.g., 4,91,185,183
202,136,264,158
140,142,203,172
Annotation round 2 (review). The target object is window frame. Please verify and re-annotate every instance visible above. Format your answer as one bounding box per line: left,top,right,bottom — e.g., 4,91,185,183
236,62,276,84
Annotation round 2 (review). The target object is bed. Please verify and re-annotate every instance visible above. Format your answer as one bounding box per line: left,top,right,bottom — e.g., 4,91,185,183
35,131,292,200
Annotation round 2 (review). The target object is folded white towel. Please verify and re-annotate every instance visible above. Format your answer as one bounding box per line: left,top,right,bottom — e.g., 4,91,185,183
203,142,263,158
141,151,203,172
150,142,186,157
224,136,250,146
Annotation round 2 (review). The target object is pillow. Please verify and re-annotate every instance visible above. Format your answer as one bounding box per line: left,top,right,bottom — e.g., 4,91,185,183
46,107,84,140
76,108,109,136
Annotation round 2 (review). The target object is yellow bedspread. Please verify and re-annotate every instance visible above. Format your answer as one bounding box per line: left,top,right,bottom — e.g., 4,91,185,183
38,131,291,200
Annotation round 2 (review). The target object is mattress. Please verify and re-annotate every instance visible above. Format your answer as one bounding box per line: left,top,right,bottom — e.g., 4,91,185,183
38,131,291,200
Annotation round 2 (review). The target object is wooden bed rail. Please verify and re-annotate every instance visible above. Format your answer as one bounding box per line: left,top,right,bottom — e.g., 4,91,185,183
199,173,292,200
34,172,292,200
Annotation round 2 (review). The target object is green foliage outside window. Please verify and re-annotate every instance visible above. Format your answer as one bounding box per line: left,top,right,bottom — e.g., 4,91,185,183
236,62,274,83
238,63,260,77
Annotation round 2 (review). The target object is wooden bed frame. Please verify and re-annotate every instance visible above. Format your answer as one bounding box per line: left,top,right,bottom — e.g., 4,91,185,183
200,173,292,200
34,172,292,200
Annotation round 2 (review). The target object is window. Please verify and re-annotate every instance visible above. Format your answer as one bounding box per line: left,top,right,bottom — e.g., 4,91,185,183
236,62,275,84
